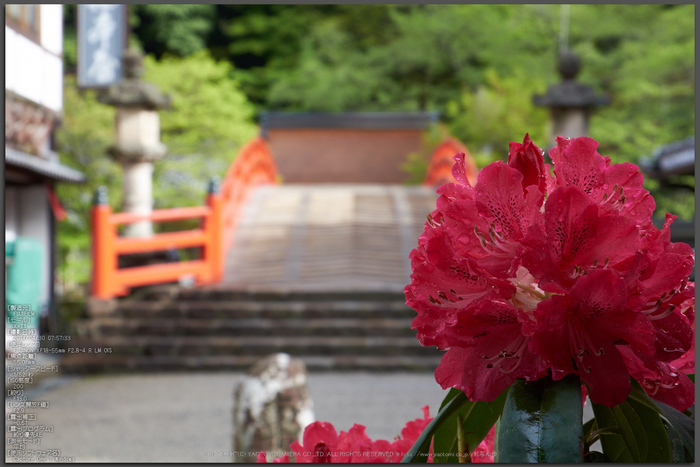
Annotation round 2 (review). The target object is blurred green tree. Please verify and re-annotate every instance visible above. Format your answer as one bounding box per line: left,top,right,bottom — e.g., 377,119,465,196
446,68,550,164
130,4,216,58
142,51,257,211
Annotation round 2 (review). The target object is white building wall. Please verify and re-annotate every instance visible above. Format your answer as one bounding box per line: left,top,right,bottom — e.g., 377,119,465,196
5,4,63,112
40,5,63,56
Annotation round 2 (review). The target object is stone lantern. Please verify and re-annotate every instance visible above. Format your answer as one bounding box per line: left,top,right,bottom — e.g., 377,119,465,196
533,51,609,151
99,49,170,237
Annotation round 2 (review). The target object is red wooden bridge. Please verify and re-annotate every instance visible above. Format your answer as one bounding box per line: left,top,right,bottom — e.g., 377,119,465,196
90,136,476,299
63,137,478,373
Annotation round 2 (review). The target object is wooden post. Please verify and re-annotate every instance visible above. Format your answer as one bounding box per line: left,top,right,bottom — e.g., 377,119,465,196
91,186,117,299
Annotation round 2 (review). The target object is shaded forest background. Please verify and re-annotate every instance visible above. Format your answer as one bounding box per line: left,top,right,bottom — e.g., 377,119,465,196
55,4,694,293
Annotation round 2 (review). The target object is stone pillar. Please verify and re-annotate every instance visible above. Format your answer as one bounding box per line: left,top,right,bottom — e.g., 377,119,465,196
99,49,170,237
233,353,314,463
533,51,609,151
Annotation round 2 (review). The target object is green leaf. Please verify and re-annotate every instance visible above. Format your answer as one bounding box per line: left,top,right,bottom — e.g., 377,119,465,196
401,390,468,463
591,403,636,462
628,383,664,413
629,378,695,461
663,419,689,463
626,398,672,462
688,374,694,384
654,399,695,461
591,396,675,463
495,374,583,463
432,387,508,463
438,388,465,413
618,402,647,460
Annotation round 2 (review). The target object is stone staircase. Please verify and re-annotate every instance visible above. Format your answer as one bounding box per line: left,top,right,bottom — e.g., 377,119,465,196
59,285,443,373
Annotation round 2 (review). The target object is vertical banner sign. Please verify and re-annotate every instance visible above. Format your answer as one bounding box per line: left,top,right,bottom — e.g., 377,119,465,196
77,4,127,88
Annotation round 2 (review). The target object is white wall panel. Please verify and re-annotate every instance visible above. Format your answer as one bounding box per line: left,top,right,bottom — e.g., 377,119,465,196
9,28,45,105
5,26,18,92
40,5,63,56
5,25,63,112
42,51,63,111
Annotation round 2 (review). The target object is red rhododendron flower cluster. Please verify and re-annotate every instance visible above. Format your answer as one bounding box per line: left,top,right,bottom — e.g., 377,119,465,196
405,135,695,410
257,406,433,463
257,406,495,463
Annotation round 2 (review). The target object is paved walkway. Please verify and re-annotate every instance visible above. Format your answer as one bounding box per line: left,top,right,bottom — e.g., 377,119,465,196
223,184,437,292
5,371,447,462
6,371,596,462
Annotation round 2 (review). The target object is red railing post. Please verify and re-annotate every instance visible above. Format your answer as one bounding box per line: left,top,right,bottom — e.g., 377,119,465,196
202,178,224,284
91,186,118,299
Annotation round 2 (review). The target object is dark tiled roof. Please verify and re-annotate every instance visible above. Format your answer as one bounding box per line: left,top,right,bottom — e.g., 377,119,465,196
639,137,695,179
260,111,439,134
5,146,86,183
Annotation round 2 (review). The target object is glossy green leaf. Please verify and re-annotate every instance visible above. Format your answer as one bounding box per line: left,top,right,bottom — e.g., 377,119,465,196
495,374,583,463
432,387,508,463
628,384,663,413
626,398,672,462
688,374,694,384
629,378,694,461
621,402,648,459
653,399,695,461
591,402,637,462
401,390,468,463
664,419,689,462
438,388,464,412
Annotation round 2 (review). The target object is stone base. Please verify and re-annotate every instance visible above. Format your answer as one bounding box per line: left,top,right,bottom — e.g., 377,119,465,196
233,353,314,463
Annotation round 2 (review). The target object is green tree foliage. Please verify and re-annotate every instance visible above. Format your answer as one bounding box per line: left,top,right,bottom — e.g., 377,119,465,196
130,4,216,58
216,5,351,107
62,5,78,74
267,18,389,112
573,5,694,164
264,6,559,113
142,51,257,210
446,68,550,163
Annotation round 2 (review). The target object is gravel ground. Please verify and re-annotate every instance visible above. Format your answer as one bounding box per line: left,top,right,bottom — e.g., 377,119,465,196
5,371,448,463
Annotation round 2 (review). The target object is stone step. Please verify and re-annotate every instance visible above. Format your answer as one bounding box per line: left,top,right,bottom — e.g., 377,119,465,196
79,285,430,373
127,284,408,303
58,353,444,374
99,299,416,320
62,335,436,358
73,317,418,338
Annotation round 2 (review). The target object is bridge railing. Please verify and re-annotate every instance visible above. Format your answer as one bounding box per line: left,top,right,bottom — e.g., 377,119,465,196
91,136,277,299
220,136,278,252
